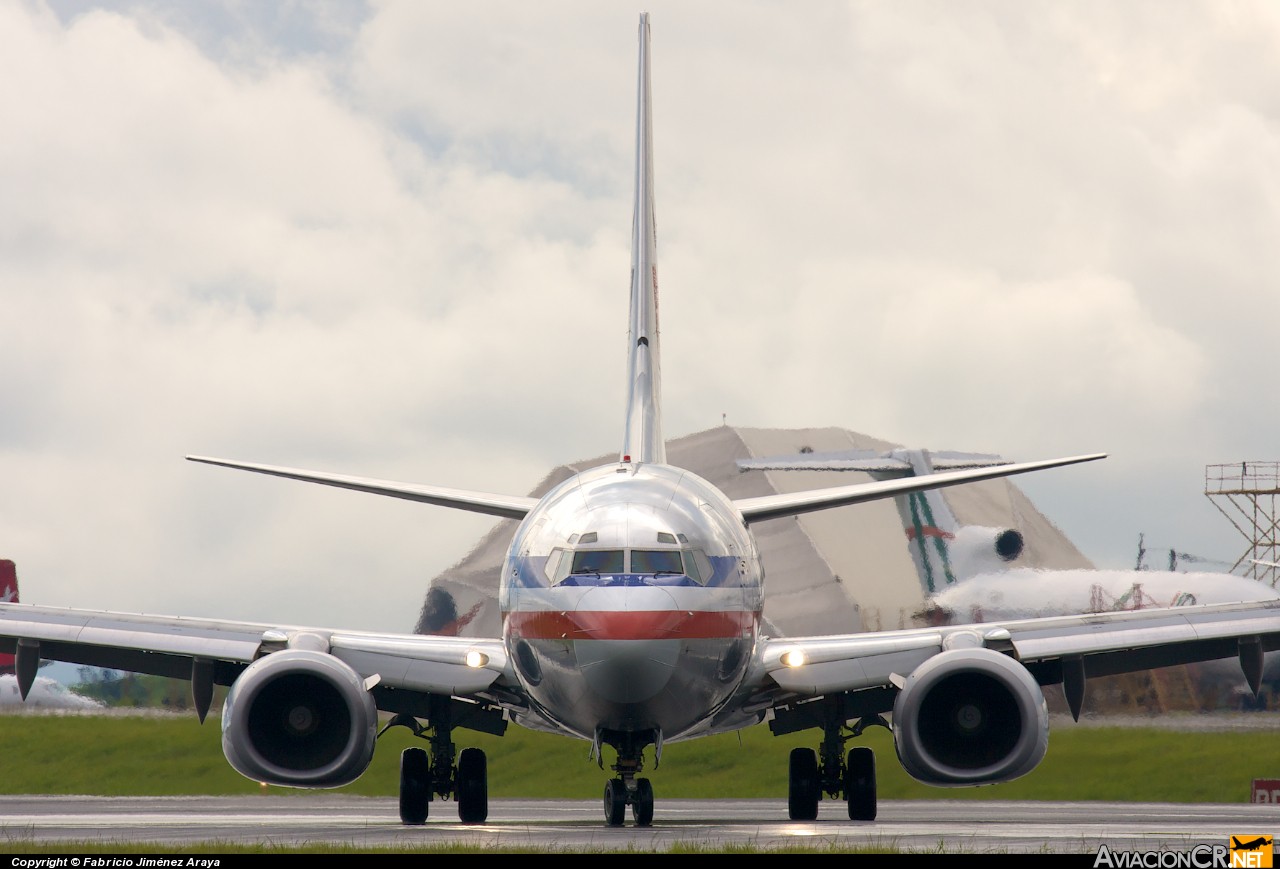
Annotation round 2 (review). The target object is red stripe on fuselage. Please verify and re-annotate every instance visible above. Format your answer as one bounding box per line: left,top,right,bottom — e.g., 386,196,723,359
505,609,756,641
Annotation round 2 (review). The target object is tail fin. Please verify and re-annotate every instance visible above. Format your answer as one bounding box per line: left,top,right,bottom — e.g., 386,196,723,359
736,448,1025,594
620,12,664,466
881,451,1023,595
0,559,18,675
880,453,1018,593
891,451,963,594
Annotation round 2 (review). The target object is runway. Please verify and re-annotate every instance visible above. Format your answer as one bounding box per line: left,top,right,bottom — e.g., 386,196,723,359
2,795,1279,855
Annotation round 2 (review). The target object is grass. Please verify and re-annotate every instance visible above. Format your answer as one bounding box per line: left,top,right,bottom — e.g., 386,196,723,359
1,711,1277,803
3,711,1273,854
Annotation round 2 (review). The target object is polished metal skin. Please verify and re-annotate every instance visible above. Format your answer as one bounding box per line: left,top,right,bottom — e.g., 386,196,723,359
501,460,763,742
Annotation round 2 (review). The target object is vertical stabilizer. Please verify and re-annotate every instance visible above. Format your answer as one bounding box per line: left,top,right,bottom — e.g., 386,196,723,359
736,447,1023,595
0,559,17,674
884,451,961,594
620,12,665,465
877,451,1026,594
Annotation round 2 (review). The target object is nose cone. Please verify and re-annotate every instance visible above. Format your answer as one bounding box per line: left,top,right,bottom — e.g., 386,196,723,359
573,586,681,704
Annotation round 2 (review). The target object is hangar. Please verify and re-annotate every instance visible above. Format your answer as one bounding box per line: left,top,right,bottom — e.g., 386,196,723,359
415,424,1093,640
417,424,1238,714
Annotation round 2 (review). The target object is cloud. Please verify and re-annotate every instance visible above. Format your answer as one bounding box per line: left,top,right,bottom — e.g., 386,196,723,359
2,1,1279,632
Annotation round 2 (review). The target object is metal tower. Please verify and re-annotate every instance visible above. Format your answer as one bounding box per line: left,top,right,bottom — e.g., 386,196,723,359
1205,461,1280,587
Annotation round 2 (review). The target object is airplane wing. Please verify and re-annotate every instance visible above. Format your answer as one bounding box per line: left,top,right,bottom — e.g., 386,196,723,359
0,603,514,721
749,598,1280,725
733,453,1104,522
186,456,539,520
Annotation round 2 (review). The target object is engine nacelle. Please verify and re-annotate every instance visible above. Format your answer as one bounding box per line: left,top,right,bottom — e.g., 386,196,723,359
221,649,378,788
949,526,1024,579
892,646,1048,786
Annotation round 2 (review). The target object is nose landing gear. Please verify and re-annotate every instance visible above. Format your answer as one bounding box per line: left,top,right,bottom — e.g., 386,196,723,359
598,727,658,827
603,774,654,826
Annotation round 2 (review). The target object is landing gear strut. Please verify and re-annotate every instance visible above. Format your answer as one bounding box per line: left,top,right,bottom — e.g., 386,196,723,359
598,728,657,827
380,695,503,825
786,710,887,822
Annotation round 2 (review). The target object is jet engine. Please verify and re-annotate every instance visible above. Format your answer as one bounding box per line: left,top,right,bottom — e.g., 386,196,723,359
221,649,378,788
949,526,1024,578
892,646,1048,786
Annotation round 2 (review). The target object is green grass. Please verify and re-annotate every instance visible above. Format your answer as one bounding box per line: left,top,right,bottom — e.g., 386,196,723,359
1,712,1276,803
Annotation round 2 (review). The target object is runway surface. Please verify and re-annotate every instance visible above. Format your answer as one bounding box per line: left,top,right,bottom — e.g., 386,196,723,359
3,795,1279,854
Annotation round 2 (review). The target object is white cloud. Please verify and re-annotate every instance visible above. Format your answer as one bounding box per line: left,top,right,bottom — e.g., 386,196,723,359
2,0,1279,631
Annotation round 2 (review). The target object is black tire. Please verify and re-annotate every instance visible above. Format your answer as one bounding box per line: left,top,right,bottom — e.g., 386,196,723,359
457,747,488,824
632,777,654,827
845,746,877,821
398,747,430,825
603,779,627,826
788,747,820,821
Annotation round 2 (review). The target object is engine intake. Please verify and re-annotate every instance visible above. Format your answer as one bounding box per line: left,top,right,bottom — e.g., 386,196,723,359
892,646,1048,786
221,649,378,788
950,526,1025,578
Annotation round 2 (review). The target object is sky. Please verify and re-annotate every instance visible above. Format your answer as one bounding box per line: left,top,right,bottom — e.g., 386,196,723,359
2,0,1279,633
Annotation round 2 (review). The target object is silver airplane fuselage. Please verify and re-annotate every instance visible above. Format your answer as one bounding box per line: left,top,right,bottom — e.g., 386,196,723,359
500,460,764,743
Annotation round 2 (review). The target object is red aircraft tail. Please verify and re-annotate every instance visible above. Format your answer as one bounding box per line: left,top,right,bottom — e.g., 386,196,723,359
0,559,17,674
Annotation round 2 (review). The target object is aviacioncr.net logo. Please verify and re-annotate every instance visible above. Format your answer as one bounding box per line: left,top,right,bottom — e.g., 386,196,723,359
1094,842,1271,868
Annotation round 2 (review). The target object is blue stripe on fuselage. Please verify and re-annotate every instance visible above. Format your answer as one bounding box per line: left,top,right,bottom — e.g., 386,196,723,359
511,554,743,589
559,573,699,587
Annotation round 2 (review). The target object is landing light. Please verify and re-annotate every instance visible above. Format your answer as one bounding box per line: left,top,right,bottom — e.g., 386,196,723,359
465,650,489,668
780,649,807,668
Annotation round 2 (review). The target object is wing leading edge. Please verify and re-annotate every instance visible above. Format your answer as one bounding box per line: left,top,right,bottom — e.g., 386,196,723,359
0,603,512,716
749,598,1280,729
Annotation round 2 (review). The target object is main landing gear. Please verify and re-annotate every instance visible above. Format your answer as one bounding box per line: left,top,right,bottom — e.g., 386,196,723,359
381,696,504,825
397,743,489,825
787,713,886,822
599,728,657,827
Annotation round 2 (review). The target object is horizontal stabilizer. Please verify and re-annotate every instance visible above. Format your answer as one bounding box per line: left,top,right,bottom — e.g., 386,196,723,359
733,453,1105,523
186,456,538,520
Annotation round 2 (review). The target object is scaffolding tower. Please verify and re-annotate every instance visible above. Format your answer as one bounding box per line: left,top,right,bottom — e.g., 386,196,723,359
1205,461,1280,588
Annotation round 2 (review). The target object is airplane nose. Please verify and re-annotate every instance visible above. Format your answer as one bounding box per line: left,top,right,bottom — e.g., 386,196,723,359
573,586,681,704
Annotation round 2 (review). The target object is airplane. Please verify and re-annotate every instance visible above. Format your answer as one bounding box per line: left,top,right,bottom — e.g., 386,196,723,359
4,13,1280,828
1231,836,1272,852
736,447,1280,622
0,673,104,711
0,559,17,674
739,447,1280,709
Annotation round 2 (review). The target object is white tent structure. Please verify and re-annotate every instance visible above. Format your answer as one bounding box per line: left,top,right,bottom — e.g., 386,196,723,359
416,425,1093,639
417,425,1270,712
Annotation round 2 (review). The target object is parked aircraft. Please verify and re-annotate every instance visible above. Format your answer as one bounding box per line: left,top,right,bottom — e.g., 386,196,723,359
4,14,1280,828
0,674,103,711
0,561,102,711
0,559,16,675
736,447,1280,622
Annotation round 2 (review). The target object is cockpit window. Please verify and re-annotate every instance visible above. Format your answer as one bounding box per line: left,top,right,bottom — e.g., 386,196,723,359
571,549,624,574
691,550,713,584
545,548,570,584
631,549,684,575
682,551,702,583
